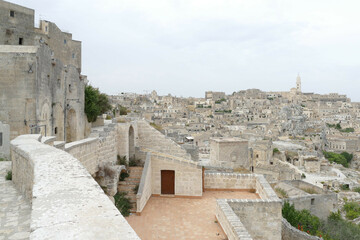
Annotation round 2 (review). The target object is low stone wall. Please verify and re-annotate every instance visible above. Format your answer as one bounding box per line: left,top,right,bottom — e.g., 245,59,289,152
282,218,322,240
204,172,282,239
286,193,337,220
255,174,279,199
136,153,152,213
11,134,39,199
11,134,140,239
65,138,99,175
204,173,278,200
150,151,203,196
204,173,256,190
228,199,282,240
216,199,253,240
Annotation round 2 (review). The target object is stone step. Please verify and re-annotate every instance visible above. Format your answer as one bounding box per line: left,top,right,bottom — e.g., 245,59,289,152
119,181,140,185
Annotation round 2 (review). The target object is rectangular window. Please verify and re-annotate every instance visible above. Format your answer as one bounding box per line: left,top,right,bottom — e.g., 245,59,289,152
64,39,67,44
19,38,23,45
54,127,58,134
311,198,315,205
10,10,15,17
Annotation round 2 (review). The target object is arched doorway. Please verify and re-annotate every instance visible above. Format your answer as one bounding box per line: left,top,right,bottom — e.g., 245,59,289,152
129,126,135,160
66,109,77,142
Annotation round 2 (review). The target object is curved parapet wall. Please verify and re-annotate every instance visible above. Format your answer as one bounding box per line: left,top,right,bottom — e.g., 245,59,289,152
11,134,140,240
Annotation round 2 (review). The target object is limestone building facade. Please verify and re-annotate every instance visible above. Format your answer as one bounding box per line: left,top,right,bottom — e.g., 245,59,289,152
0,0,86,142
209,137,250,170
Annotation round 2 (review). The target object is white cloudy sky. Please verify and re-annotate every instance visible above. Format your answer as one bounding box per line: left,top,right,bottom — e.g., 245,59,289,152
9,0,360,100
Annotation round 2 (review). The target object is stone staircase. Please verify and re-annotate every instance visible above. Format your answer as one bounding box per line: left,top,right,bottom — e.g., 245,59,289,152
137,120,191,160
118,166,143,212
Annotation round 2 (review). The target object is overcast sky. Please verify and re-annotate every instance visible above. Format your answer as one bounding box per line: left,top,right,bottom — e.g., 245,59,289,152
8,0,360,101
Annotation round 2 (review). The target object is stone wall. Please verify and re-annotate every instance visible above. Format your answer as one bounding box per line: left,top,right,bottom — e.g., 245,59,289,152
0,1,86,142
216,199,253,240
151,152,202,196
65,123,118,175
137,120,191,160
286,194,337,220
10,134,140,239
136,153,152,213
228,200,282,240
0,121,10,159
65,138,99,175
282,218,321,240
210,138,249,170
204,173,256,190
207,173,282,240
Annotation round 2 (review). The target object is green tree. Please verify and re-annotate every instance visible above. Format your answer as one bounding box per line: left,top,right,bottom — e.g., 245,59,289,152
84,85,111,122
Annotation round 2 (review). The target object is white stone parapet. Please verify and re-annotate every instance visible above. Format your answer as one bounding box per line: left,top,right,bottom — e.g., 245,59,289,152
11,134,140,240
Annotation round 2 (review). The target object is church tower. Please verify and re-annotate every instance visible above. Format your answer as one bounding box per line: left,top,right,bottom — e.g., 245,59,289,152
296,74,301,93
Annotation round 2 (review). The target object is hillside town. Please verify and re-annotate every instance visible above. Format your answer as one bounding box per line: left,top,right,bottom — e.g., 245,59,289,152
1,1,360,240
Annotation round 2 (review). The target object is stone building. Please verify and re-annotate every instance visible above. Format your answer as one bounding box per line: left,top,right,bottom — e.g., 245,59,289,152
209,137,250,170
0,0,87,142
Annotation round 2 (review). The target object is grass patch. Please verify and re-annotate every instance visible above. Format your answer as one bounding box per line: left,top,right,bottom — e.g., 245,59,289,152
300,188,318,194
114,192,132,217
150,122,163,131
0,157,6,161
5,170,12,181
273,148,280,154
275,187,288,199
353,187,360,193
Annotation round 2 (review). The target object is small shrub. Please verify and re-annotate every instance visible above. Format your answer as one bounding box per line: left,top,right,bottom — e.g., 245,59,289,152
0,157,5,161
105,115,112,120
114,192,132,217
117,155,127,166
133,184,139,194
343,202,360,220
301,173,306,179
119,172,129,181
273,148,280,154
353,187,360,193
340,184,350,191
5,170,12,181
129,157,141,167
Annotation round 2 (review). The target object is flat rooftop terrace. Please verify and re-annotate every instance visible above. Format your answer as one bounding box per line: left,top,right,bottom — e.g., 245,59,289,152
126,190,259,240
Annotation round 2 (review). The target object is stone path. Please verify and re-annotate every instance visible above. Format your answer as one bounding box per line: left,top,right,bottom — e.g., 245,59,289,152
0,162,31,240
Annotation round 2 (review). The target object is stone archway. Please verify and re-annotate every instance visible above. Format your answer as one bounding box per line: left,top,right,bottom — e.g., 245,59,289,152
129,126,135,160
66,109,77,143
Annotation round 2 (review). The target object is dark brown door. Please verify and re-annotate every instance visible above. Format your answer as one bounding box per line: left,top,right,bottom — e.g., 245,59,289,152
161,170,175,194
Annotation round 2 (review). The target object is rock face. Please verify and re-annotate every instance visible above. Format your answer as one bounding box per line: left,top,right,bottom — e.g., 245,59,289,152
280,105,309,136
95,163,125,197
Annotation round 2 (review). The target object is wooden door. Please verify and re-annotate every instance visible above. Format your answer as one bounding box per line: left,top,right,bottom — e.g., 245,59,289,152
161,170,175,194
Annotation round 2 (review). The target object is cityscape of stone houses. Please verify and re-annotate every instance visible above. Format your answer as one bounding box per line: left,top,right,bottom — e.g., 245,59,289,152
1,1,360,240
